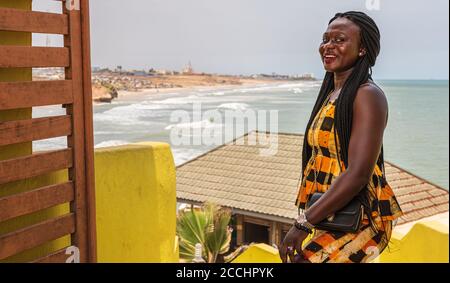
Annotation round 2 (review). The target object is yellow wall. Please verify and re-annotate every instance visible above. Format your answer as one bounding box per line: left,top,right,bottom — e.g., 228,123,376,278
379,221,449,263
94,142,179,263
232,244,281,263
0,0,71,263
232,220,449,263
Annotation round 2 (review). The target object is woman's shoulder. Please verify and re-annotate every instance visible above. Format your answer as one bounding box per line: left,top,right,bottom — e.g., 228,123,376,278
355,81,387,108
359,80,385,95
353,81,388,120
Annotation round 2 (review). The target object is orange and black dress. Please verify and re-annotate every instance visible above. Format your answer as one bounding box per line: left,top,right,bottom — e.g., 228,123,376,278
295,89,403,263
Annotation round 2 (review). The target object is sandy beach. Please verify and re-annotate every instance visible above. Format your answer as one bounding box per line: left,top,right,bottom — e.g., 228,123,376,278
116,80,289,100
92,73,304,103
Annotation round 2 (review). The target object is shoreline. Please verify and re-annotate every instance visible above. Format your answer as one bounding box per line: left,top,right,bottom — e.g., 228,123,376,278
100,79,299,103
91,72,317,103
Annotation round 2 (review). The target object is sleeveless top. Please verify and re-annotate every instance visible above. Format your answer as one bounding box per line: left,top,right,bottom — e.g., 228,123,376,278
295,91,403,223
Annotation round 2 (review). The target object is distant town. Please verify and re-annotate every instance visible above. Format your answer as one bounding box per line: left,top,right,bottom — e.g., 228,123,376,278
33,62,316,103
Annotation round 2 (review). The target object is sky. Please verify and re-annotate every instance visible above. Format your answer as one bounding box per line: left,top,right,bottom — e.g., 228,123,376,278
33,0,449,80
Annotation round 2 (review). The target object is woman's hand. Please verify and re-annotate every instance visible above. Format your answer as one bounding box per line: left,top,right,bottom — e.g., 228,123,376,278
279,225,309,263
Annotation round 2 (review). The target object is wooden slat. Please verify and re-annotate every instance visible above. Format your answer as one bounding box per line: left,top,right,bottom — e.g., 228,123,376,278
0,182,74,222
65,8,89,263
0,46,69,68
0,80,73,110
0,149,73,185
0,214,75,260
0,8,68,34
81,0,98,262
32,247,71,263
0,115,72,146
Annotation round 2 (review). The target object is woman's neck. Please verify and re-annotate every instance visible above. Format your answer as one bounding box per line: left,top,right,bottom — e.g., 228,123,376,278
333,67,354,90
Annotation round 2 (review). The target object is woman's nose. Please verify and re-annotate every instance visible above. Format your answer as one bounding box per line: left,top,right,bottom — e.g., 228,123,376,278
323,41,336,50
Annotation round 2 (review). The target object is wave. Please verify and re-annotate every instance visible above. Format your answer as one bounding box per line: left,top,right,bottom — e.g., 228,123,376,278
94,102,170,126
154,95,200,105
95,140,130,148
171,147,209,166
217,103,250,111
165,118,223,131
289,88,303,94
236,81,318,93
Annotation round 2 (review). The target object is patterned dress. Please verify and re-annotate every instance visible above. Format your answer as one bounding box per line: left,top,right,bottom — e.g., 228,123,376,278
295,92,403,263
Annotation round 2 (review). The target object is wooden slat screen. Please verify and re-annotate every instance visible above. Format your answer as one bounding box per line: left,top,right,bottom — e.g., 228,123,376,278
0,0,96,263
0,80,73,110
0,8,69,34
0,182,74,222
0,149,73,185
0,115,72,146
32,247,72,263
0,46,70,68
0,214,76,260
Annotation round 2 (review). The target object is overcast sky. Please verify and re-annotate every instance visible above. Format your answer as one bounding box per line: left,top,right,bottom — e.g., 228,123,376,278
33,0,449,80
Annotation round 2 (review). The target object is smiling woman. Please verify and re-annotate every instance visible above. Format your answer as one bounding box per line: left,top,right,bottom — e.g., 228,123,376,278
280,11,403,263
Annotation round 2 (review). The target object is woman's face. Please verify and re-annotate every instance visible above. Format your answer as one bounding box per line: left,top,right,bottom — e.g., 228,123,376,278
319,17,364,73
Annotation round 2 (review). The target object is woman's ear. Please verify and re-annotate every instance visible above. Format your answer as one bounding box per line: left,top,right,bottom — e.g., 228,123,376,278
359,48,367,57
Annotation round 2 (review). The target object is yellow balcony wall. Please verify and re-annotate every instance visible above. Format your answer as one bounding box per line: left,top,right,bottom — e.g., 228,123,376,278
94,142,179,263
379,221,448,263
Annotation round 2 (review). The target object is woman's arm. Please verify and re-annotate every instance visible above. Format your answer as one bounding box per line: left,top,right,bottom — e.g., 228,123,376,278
304,84,388,225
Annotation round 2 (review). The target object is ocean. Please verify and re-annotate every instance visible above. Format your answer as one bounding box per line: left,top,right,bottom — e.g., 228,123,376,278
33,80,449,190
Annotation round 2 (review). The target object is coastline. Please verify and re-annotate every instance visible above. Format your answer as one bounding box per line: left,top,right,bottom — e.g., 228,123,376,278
98,78,298,102
33,70,316,103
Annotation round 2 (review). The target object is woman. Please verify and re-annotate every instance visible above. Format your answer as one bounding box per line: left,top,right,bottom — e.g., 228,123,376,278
279,11,403,263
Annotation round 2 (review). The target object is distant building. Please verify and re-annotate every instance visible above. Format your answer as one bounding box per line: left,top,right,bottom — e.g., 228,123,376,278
182,61,194,75
292,73,315,80
132,70,148,76
155,69,173,75
302,73,314,79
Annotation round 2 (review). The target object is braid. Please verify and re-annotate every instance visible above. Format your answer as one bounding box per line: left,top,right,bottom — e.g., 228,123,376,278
301,72,334,177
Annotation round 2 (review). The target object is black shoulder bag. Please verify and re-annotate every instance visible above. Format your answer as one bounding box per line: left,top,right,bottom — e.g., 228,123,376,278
304,125,366,233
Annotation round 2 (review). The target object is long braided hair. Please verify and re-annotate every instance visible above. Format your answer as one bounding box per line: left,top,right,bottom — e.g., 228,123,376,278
301,11,383,225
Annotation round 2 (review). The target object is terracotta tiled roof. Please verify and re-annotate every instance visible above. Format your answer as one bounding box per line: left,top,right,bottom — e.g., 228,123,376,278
176,131,449,225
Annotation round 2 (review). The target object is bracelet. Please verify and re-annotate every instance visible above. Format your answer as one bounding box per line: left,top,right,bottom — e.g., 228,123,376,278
302,213,315,231
293,221,313,234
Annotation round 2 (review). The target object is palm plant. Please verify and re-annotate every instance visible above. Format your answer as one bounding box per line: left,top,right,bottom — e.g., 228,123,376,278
177,202,232,263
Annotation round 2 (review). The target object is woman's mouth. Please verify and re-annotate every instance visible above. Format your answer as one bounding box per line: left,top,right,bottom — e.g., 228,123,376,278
323,54,337,64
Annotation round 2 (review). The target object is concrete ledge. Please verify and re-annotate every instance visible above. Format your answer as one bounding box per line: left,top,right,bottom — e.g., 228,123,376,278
232,243,281,263
94,142,178,262
380,220,449,263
